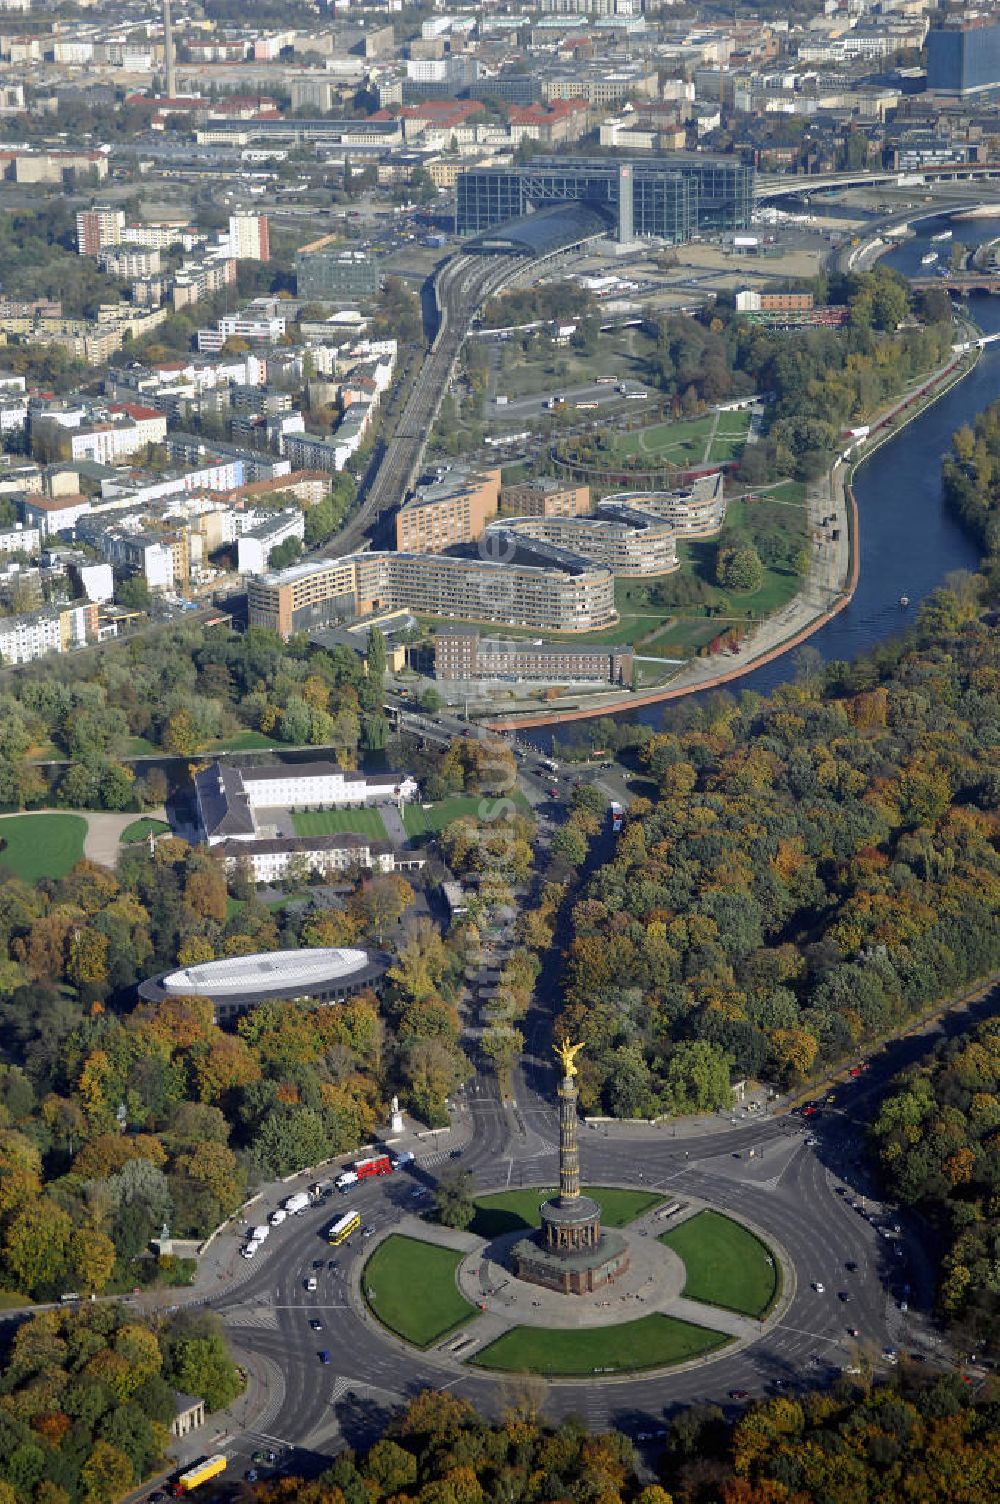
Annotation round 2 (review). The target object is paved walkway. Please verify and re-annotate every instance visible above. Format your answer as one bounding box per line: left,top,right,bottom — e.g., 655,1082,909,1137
0,806,168,867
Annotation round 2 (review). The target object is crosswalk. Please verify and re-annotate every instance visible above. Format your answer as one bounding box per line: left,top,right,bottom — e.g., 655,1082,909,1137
416,1149,456,1170
216,1304,280,1331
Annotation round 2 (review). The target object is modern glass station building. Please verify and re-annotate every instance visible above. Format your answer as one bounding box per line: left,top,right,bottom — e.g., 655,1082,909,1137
456,155,755,244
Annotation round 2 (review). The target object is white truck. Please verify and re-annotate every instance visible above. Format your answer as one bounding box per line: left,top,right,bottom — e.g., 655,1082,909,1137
283,1191,310,1215
268,1208,287,1226
335,1170,359,1192
249,1224,269,1243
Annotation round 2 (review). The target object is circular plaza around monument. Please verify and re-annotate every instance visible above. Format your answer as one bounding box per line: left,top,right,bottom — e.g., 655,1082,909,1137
360,1189,787,1377
361,1044,789,1378
359,1046,787,1377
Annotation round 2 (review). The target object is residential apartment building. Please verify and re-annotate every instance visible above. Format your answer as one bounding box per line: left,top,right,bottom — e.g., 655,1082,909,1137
21,493,92,538
0,523,39,556
395,466,501,553
603,472,727,538
247,547,617,638
435,630,633,685
236,507,305,576
173,256,237,313
98,247,162,279
32,404,167,465
227,212,270,262
0,601,97,665
487,503,678,577
500,479,590,518
76,207,124,255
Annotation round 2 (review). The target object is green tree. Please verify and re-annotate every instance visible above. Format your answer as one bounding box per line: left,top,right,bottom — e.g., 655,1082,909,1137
80,1441,134,1504
717,543,764,595
366,626,387,683
2,1197,72,1294
433,1168,476,1231
162,1328,241,1413
664,1042,734,1116
116,576,151,611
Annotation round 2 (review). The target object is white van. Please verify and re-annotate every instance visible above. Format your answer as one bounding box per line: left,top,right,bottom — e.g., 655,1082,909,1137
241,1240,261,1260
268,1208,287,1226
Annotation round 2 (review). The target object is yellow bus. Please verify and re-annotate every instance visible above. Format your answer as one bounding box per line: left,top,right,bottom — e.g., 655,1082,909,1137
328,1209,361,1246
170,1454,227,1495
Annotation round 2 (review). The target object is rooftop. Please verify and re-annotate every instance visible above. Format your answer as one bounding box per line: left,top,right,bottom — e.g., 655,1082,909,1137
160,947,371,997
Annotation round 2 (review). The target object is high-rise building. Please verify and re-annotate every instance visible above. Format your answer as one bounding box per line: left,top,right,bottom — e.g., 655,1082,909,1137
928,16,1000,96
228,213,270,262
76,207,125,257
456,155,754,243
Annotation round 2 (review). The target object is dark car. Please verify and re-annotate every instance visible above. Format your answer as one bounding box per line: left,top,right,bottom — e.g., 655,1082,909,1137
838,1291,850,1302
728,1389,750,1400
310,1319,323,1331
319,1350,332,1364
845,1261,858,1272
245,1470,258,1484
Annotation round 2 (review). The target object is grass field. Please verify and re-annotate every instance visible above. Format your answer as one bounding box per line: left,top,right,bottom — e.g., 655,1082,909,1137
291,808,389,840
597,411,751,470
402,791,530,839
122,736,160,757
473,1314,728,1374
0,814,87,881
659,1210,779,1317
206,730,283,753
120,817,171,844
363,1235,476,1347
494,328,658,401
470,1187,663,1240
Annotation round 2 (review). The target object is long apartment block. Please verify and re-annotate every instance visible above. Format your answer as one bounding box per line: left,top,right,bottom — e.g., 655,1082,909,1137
247,547,617,637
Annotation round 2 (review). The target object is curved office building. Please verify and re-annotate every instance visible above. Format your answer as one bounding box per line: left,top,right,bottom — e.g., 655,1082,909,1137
139,947,386,1023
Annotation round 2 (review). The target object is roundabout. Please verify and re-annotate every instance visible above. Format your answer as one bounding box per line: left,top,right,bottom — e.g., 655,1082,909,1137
358,1044,790,1380
205,1020,913,1465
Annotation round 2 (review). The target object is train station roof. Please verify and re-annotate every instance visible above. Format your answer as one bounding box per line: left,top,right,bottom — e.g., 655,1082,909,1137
465,201,613,256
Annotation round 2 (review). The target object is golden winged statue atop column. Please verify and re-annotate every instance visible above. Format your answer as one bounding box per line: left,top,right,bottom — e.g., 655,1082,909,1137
554,1037,584,1079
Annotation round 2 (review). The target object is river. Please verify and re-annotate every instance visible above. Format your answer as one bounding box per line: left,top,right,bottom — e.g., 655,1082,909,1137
539,213,999,742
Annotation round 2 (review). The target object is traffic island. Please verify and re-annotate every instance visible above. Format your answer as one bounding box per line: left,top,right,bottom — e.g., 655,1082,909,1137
470,1313,730,1375
362,1234,478,1347
658,1209,781,1318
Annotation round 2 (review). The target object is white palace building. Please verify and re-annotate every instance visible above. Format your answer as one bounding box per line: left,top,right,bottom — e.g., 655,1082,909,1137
194,760,420,883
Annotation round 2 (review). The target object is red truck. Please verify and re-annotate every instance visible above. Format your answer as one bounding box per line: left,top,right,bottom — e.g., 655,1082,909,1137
355,1154,392,1180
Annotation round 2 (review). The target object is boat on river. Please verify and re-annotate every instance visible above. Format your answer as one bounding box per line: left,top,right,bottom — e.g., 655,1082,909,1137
920,251,939,266
931,230,953,243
